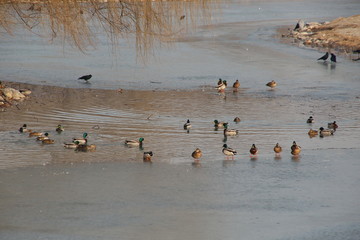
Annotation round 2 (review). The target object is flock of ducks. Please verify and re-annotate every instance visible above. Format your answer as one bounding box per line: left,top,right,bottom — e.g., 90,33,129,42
190,79,339,164
216,78,277,93
190,117,302,163
18,124,152,161
17,77,338,165
307,116,338,138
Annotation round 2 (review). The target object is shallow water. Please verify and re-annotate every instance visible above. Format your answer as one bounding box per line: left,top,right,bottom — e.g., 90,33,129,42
1,0,360,239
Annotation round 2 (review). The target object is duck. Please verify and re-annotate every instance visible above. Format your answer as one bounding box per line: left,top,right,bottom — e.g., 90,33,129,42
42,139,55,144
291,141,301,155
217,78,223,86
233,117,241,123
233,79,240,91
183,119,192,129
19,124,31,133
73,132,88,144
319,127,334,137
216,80,227,92
273,143,282,154
308,129,318,136
36,132,49,141
223,126,238,136
307,116,314,124
222,144,237,160
76,143,96,151
125,137,144,147
29,131,43,137
214,120,228,128
143,151,154,162
327,121,338,130
249,144,258,156
266,80,277,88
63,142,79,149
56,124,64,132
191,148,202,160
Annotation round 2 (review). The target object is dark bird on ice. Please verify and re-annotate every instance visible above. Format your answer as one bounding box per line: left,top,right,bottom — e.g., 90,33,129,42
317,52,328,61
78,74,92,81
330,53,336,63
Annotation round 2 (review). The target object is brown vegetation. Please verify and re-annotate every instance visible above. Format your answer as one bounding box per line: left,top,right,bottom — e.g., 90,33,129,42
0,0,218,58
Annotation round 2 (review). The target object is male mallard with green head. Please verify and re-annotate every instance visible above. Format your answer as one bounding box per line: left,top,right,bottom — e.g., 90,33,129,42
319,127,334,137
36,132,49,141
214,120,228,128
291,141,301,155
223,125,238,136
307,116,314,123
183,119,192,129
19,124,31,133
143,151,153,162
125,137,144,147
64,141,79,149
222,144,237,160
56,124,64,133
73,133,88,144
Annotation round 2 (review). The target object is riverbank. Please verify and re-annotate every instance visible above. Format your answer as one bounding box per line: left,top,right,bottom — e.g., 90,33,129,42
280,14,360,58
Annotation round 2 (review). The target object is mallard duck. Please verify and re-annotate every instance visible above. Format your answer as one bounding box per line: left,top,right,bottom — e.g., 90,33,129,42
143,151,153,162
222,144,237,160
56,124,64,132
63,142,79,149
273,143,282,154
291,141,301,155
233,79,240,91
327,121,338,130
183,119,192,129
223,126,238,136
307,116,314,123
19,124,31,133
73,133,88,144
36,132,49,141
233,117,241,123
308,129,318,136
250,144,258,156
319,127,334,137
214,120,228,128
266,80,277,88
42,139,55,144
216,82,226,92
76,144,96,151
125,137,144,147
217,78,223,86
29,131,43,137
191,148,202,160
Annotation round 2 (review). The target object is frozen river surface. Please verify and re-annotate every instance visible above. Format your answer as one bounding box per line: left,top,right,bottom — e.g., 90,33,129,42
1,0,360,240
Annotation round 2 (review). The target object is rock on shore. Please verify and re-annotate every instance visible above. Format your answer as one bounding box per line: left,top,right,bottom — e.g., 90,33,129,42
282,14,360,54
0,82,31,109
